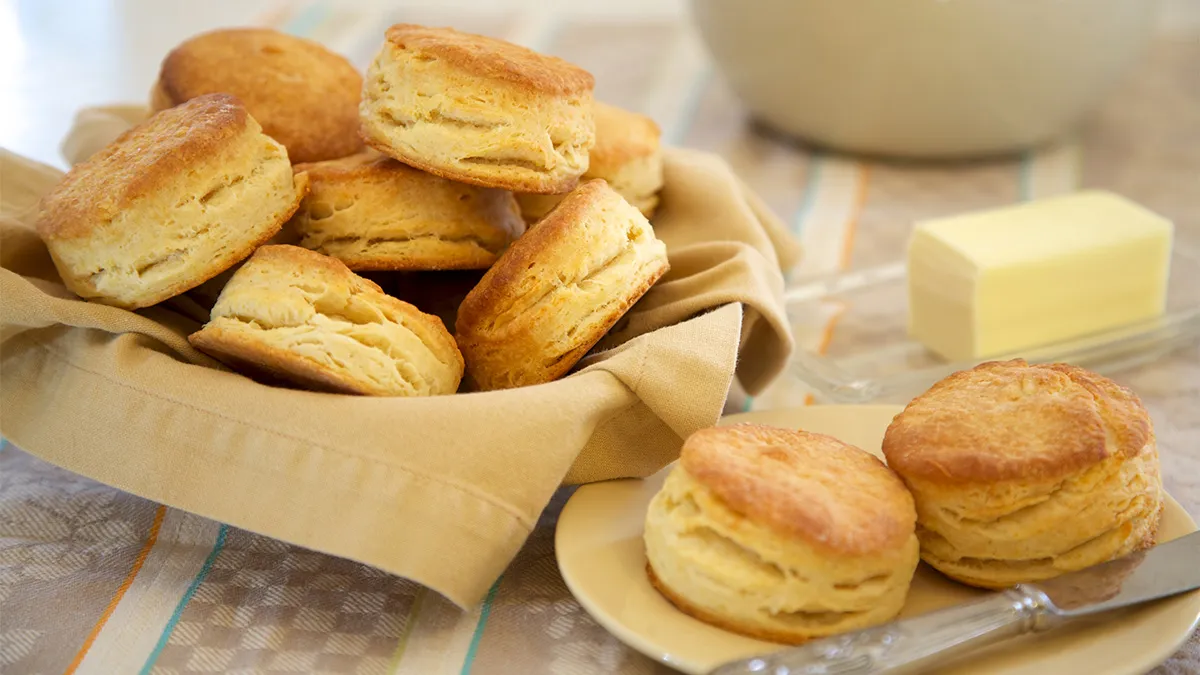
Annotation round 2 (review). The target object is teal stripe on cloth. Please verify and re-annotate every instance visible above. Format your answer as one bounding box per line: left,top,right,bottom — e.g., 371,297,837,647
1018,150,1034,201
457,17,565,671
281,0,330,37
792,154,824,238
741,392,756,413
138,525,228,675
137,8,330,670
459,577,503,675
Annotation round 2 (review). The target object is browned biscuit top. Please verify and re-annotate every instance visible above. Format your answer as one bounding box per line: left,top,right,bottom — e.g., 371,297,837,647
680,424,917,556
156,28,362,163
455,179,610,335
384,24,594,95
882,359,1153,485
289,149,526,271
590,101,661,174
37,93,251,241
191,244,464,397
293,150,383,178
292,149,526,234
294,149,424,184
246,244,386,295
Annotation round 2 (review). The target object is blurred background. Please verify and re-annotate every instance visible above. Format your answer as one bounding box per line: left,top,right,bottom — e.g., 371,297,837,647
4,0,1196,168
4,0,701,169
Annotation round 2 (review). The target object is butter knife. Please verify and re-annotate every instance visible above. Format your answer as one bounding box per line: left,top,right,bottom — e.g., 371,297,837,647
710,530,1200,675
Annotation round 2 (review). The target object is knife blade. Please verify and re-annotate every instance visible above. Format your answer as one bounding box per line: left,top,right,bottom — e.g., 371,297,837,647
709,530,1200,675
1034,529,1200,615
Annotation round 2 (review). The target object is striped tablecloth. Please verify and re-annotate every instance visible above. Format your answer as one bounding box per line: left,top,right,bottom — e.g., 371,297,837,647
2,2,1198,673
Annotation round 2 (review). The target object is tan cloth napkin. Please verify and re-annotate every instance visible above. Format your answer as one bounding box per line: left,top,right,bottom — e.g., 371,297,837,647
0,107,801,608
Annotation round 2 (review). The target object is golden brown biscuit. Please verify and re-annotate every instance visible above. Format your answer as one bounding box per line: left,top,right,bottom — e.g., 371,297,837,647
289,151,525,271
882,359,1163,588
189,245,463,396
454,180,669,391
36,93,306,310
645,424,920,644
153,28,363,163
517,102,663,220
360,24,595,194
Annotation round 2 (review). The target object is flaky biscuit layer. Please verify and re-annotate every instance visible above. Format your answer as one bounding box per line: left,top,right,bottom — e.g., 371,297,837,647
645,458,918,644
290,151,525,271
38,94,305,310
360,24,595,194
190,245,463,397
517,102,663,220
454,180,668,391
883,360,1164,588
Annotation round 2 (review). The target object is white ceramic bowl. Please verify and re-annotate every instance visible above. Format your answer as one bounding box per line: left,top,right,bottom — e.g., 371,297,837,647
691,0,1158,158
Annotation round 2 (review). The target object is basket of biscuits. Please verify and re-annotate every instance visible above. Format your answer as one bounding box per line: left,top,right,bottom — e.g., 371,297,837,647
0,25,798,606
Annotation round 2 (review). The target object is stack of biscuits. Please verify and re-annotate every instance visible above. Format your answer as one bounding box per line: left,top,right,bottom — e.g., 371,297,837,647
35,24,670,397
644,359,1164,645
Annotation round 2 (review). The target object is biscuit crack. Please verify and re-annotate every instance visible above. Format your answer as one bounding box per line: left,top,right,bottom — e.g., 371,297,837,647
833,574,890,591
541,348,578,371
426,109,496,131
940,553,1055,568
379,108,499,133
311,233,497,249
337,331,427,393
683,526,786,581
937,480,1068,525
766,608,865,626
381,109,415,128
485,241,635,333
562,294,625,342
461,156,547,172
199,174,246,206
136,250,187,277
192,164,261,209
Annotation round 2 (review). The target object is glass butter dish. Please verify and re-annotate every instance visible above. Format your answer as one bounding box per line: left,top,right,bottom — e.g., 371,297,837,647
781,243,1200,404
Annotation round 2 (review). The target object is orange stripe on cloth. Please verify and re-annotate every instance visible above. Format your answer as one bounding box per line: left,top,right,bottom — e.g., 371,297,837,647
806,163,869,406
803,302,847,406
840,164,871,269
62,505,168,675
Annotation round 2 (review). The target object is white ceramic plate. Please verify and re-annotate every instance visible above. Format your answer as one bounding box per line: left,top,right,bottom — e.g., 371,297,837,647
556,405,1200,675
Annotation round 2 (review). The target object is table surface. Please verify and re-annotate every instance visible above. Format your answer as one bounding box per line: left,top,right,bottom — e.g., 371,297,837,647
2,1,1198,673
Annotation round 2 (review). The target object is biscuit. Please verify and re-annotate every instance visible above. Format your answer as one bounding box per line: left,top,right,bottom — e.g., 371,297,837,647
645,424,920,644
360,24,595,194
289,151,525,271
882,359,1164,589
36,94,307,310
454,180,669,391
517,102,663,220
153,28,363,163
189,245,463,396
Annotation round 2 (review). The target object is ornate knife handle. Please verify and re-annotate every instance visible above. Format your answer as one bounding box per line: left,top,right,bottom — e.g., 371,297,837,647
710,586,1064,675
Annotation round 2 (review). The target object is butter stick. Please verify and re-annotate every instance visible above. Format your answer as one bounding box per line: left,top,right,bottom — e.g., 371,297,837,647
907,190,1173,361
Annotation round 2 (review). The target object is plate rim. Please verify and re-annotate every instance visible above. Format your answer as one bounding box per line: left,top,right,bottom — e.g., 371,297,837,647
556,404,1200,675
